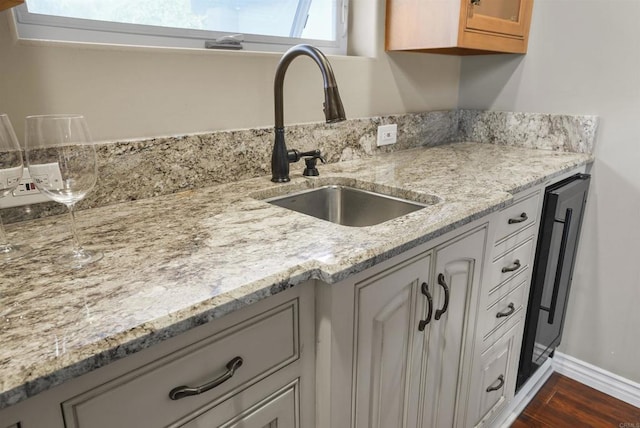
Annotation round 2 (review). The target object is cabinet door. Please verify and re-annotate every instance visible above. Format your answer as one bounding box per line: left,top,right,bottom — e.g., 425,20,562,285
420,228,486,428
463,0,533,38
180,380,298,428
467,320,523,428
353,254,431,428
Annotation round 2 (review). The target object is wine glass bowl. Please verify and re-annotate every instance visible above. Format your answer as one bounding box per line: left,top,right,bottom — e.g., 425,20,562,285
25,114,102,268
0,114,32,261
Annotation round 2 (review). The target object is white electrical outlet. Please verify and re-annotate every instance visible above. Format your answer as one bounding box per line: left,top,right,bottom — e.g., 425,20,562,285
377,124,397,147
0,167,53,208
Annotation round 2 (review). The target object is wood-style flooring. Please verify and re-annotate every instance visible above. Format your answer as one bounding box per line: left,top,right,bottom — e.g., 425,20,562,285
512,373,640,427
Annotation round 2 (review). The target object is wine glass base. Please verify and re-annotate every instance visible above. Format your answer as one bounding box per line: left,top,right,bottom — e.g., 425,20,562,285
0,243,33,262
60,247,103,269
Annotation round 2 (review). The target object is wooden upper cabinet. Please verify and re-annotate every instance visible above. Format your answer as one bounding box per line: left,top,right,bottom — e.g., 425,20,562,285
385,0,534,55
0,0,23,12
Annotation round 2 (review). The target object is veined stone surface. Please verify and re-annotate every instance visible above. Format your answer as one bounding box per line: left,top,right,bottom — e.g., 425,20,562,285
0,110,597,223
0,142,592,409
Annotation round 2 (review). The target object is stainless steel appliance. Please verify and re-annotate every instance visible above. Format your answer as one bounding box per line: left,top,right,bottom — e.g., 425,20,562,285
516,173,591,390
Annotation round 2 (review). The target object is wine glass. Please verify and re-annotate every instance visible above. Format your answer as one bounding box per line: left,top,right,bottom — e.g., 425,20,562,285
24,114,103,268
0,114,32,261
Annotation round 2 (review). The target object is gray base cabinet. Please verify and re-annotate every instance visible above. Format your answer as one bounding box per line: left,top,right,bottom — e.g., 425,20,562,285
349,225,487,428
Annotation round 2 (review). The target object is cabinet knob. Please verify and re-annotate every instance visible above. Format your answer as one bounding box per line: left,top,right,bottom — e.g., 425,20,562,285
470,0,481,5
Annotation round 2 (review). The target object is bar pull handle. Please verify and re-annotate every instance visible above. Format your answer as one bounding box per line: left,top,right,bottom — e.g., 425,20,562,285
434,273,450,320
486,375,505,392
501,259,521,273
548,208,573,325
496,303,515,318
418,282,434,331
508,212,528,224
169,356,243,400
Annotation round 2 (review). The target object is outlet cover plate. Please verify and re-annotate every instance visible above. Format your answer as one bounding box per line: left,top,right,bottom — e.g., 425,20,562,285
0,167,51,208
377,124,397,147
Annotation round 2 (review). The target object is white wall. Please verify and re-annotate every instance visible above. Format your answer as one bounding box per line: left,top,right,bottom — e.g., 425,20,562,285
0,0,460,143
460,0,640,383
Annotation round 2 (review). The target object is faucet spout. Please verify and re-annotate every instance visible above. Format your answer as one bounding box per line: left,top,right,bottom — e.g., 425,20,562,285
272,44,345,183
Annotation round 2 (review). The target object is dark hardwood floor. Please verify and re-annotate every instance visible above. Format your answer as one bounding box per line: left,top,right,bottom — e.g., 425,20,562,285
512,373,640,427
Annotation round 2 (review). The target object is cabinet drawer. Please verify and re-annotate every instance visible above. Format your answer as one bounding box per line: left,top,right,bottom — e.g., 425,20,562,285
471,321,522,428
482,279,527,341
488,237,534,290
180,378,299,428
495,192,540,243
486,266,528,308
62,300,299,428
492,223,535,260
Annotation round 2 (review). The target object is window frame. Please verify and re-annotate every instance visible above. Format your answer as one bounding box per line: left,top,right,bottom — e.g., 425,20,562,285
12,1,348,55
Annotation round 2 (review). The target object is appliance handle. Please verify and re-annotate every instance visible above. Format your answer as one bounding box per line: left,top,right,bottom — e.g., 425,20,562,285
548,207,573,325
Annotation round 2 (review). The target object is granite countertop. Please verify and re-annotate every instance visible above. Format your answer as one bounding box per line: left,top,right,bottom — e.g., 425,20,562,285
0,142,593,409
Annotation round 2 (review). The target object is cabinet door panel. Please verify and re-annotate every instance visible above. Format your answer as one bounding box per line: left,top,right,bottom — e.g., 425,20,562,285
464,0,533,38
353,255,431,428
421,228,486,428
468,321,522,428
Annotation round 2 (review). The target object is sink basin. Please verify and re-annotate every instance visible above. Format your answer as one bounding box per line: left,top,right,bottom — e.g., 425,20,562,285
264,185,431,227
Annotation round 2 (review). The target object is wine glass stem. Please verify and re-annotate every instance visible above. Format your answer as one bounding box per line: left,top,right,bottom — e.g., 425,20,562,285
67,204,83,252
0,214,9,249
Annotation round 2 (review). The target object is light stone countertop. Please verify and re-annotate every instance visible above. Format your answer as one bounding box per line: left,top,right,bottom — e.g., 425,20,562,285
0,142,593,409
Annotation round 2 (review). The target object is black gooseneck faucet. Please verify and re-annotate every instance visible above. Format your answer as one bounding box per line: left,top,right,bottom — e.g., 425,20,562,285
272,44,346,182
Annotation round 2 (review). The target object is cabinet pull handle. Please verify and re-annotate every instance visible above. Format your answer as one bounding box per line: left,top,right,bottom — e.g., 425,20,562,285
501,259,521,273
418,282,434,331
434,273,450,321
169,356,243,400
486,375,505,392
496,302,515,318
508,212,528,224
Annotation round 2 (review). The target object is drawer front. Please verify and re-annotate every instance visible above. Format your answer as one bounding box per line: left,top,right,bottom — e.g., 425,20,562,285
486,267,528,308
482,279,527,341
494,192,540,243
62,300,299,428
488,237,534,290
180,379,299,428
471,321,522,428
492,223,536,261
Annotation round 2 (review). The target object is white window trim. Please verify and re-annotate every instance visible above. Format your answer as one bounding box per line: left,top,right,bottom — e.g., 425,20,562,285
12,1,348,55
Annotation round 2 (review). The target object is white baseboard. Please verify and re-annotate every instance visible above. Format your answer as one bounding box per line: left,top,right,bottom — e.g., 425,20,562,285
552,351,640,408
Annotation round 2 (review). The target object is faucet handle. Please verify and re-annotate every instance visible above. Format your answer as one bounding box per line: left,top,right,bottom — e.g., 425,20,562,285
287,149,325,163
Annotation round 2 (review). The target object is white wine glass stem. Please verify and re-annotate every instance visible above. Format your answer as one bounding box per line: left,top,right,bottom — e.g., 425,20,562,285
0,215,9,249
67,204,83,253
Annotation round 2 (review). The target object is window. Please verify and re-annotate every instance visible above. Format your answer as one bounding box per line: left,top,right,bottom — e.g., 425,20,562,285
13,0,348,54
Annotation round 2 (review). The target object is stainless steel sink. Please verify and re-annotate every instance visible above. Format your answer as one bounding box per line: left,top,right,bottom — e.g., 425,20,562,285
264,185,431,227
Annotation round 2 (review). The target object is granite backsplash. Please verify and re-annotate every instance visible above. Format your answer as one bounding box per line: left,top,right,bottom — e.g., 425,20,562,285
1,109,597,224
